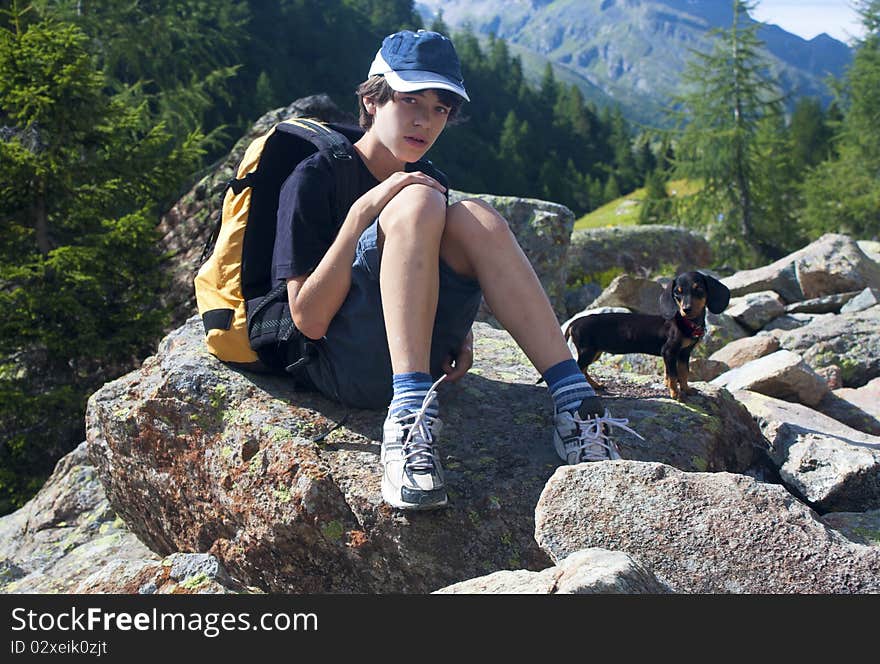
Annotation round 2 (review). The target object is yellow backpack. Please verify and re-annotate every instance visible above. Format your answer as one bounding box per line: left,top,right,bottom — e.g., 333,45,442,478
194,118,361,369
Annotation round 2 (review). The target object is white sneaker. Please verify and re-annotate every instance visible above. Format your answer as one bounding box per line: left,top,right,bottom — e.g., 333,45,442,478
553,399,643,464
381,375,447,510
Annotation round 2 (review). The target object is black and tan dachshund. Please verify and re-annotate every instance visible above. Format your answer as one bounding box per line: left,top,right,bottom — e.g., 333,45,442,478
564,271,730,400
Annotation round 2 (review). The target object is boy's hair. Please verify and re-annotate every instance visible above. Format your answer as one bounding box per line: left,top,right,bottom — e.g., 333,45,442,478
355,76,463,130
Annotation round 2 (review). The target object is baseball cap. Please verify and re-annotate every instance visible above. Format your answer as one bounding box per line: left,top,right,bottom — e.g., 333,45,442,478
367,30,470,102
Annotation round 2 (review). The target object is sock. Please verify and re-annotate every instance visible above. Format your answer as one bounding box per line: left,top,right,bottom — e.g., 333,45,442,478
389,372,439,419
543,359,596,414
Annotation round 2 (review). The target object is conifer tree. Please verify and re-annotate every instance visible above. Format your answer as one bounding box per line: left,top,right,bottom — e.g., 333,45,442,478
0,2,203,512
801,0,880,239
669,0,785,265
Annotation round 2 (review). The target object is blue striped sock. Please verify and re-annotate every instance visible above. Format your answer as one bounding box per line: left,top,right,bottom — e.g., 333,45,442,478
543,359,596,414
390,372,439,419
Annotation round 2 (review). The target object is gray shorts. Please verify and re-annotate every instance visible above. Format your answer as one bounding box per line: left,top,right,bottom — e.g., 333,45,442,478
303,218,482,410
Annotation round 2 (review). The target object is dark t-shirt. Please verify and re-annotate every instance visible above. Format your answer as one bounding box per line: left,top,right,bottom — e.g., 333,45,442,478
272,150,379,284
272,150,448,285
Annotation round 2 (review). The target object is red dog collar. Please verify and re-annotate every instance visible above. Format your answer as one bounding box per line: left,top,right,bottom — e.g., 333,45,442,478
676,313,705,339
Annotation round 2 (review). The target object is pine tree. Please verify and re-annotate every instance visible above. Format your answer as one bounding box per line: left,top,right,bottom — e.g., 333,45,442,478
639,170,672,225
668,0,785,266
0,3,203,513
801,0,880,239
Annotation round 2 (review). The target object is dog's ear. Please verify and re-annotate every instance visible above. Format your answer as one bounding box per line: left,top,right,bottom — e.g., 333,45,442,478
702,273,731,314
658,278,678,320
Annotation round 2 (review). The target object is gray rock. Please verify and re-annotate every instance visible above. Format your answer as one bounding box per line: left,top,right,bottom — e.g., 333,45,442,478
857,240,880,264
785,291,860,315
589,274,664,315
566,225,712,290
588,385,766,473
722,234,880,303
815,391,880,437
534,461,880,593
564,282,602,316
762,312,835,333
834,378,880,420
0,443,157,593
711,350,829,407
85,317,766,593
822,510,880,546
75,553,257,594
709,334,780,369
725,290,786,332
776,305,880,387
434,548,671,594
840,287,880,314
694,312,751,358
687,358,728,382
732,390,880,512
815,365,844,390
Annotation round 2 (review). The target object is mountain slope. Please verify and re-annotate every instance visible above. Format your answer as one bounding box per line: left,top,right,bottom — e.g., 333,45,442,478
417,0,852,125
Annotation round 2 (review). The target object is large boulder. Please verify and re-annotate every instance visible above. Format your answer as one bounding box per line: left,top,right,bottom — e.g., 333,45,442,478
86,317,768,593
775,305,880,387
695,312,751,357
721,233,880,303
588,274,664,315
75,552,256,594
0,443,157,593
833,377,880,421
434,548,671,594
566,225,711,288
708,334,779,369
785,291,860,315
724,291,786,332
534,461,880,593
733,390,880,513
710,350,829,407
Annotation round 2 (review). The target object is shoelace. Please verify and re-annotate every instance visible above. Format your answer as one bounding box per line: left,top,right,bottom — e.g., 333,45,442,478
401,374,447,472
577,409,645,460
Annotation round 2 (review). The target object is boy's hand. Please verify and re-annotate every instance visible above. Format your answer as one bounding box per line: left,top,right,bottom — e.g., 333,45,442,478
351,170,446,226
441,329,473,382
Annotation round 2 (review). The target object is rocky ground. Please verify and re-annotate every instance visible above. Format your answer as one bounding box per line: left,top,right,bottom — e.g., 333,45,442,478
3,98,878,594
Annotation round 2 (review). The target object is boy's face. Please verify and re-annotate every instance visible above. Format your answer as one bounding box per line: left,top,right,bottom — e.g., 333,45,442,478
365,89,452,163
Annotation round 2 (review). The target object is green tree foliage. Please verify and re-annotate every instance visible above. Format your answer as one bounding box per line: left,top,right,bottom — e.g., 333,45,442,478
801,0,880,239
33,0,247,149
429,29,632,214
0,3,203,513
669,0,788,266
788,97,835,174
639,170,672,225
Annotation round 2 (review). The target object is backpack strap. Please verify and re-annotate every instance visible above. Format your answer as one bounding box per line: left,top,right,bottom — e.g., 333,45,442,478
282,119,360,225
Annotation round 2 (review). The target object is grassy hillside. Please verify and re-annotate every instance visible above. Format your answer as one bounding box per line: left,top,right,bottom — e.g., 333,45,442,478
574,179,700,230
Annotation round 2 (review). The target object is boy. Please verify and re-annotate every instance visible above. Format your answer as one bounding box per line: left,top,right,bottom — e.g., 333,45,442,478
272,29,639,510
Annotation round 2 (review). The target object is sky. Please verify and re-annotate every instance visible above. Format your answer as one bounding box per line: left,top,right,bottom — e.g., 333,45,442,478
751,0,866,43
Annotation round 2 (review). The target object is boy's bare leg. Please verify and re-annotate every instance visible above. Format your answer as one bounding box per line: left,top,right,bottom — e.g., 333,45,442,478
376,184,447,374
440,199,572,375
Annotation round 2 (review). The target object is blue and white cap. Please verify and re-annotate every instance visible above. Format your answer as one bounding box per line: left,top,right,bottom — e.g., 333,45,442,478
368,30,469,102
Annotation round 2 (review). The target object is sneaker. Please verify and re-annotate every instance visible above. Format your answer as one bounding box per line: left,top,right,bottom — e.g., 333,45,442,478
381,376,447,510
553,397,644,464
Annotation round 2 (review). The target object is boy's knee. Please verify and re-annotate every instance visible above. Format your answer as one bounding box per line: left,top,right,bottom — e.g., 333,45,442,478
380,184,447,236
385,183,446,217
447,198,511,241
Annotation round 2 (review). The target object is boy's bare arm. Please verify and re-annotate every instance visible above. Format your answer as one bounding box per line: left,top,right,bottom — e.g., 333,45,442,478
287,170,446,339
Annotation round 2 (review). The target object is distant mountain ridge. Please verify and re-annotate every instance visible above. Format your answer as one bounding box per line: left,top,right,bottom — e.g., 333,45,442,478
417,0,852,125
